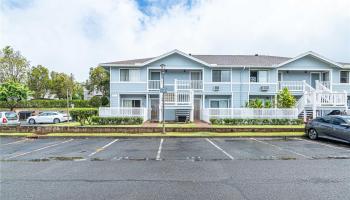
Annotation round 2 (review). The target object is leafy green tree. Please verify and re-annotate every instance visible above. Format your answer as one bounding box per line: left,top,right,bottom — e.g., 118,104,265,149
27,65,50,99
86,66,109,96
0,46,30,83
247,98,264,108
0,81,31,110
277,88,296,108
264,100,272,108
50,71,74,99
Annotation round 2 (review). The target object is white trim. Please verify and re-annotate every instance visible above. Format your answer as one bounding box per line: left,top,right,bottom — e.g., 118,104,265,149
277,51,343,68
142,49,211,66
209,99,230,108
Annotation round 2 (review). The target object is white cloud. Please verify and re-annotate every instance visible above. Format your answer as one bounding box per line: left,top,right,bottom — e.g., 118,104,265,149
1,0,349,81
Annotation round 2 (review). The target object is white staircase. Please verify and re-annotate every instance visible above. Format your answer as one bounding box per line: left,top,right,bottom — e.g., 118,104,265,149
175,109,191,122
296,81,348,121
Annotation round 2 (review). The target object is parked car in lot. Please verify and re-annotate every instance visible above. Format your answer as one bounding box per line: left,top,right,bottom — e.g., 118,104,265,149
0,111,20,126
305,115,350,143
27,111,70,124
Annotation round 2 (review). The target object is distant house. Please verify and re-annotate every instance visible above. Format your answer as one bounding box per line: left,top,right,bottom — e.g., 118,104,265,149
83,88,103,100
99,49,350,122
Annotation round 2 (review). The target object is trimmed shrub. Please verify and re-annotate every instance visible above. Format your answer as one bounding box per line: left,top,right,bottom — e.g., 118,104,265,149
101,96,109,106
89,96,102,107
0,99,92,108
210,118,303,125
69,108,98,125
91,116,143,125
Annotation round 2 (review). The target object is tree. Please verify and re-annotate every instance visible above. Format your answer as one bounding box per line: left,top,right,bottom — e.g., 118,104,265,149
0,81,31,110
0,46,30,83
50,71,74,99
86,66,109,97
277,88,296,108
27,65,50,99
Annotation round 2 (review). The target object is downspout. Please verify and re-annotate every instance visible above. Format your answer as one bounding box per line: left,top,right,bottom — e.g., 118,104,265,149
240,66,246,107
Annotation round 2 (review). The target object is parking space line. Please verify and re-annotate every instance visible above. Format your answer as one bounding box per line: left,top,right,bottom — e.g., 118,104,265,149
293,138,350,152
1,138,28,146
250,138,312,159
205,138,234,160
156,138,164,161
88,139,119,157
5,139,74,160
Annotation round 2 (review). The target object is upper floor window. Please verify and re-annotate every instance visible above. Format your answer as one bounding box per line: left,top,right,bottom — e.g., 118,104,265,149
340,71,349,83
212,70,230,82
120,69,140,82
150,71,160,80
250,70,268,83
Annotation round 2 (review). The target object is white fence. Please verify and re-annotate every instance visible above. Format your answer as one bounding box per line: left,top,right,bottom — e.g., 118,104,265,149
162,91,193,106
99,107,148,121
201,108,299,123
148,80,161,90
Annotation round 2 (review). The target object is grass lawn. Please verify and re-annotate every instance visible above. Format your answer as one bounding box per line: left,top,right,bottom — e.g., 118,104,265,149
211,124,305,128
51,122,144,127
0,131,306,137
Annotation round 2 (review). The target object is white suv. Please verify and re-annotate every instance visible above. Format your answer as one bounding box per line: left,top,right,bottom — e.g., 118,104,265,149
0,111,20,126
27,111,70,124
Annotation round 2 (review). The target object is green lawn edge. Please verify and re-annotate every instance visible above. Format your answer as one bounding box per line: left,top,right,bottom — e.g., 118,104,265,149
0,132,306,137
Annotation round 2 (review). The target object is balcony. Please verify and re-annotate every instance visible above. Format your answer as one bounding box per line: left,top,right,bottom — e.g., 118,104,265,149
175,80,203,90
162,91,193,106
278,81,305,92
148,80,161,90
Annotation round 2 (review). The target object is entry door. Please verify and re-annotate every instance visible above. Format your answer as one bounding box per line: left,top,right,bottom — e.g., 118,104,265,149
310,73,321,88
193,98,201,121
150,99,159,121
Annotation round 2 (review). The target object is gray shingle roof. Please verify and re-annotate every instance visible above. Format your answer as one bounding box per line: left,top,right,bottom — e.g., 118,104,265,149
102,53,347,67
191,55,290,66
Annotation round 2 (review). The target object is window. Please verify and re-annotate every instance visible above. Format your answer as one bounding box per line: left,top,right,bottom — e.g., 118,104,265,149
210,100,229,108
122,99,141,108
250,70,268,82
278,72,283,81
331,118,346,125
212,70,230,82
340,71,349,83
150,72,160,80
120,69,140,82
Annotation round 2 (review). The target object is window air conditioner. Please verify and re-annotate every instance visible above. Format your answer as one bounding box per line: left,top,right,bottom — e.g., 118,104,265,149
213,86,220,91
260,85,269,91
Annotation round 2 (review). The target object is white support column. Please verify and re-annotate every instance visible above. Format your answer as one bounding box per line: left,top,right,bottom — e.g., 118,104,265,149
231,93,234,108
146,94,149,120
159,93,163,122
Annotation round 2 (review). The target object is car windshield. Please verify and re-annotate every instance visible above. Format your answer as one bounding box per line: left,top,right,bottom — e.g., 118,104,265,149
5,112,17,120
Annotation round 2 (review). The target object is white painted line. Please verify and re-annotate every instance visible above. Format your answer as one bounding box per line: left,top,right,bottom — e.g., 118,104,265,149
293,138,350,152
250,138,312,159
88,139,119,157
1,138,28,146
156,138,164,161
206,138,234,160
6,139,74,160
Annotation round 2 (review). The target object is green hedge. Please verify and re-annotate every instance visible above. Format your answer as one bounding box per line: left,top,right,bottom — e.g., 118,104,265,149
69,108,98,125
0,100,93,108
210,118,303,125
91,116,143,125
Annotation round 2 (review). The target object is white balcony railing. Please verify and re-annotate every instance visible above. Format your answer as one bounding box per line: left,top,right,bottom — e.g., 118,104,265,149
148,80,161,90
278,81,304,92
175,80,203,90
316,92,348,106
99,107,148,121
162,91,193,106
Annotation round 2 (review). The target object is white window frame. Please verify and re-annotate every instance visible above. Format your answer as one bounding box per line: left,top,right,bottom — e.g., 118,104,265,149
250,70,269,83
209,99,229,108
212,70,231,83
340,71,350,84
121,98,143,108
120,68,141,82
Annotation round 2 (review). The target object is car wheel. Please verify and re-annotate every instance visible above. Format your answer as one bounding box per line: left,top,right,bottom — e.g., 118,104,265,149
53,118,60,124
28,119,36,125
308,129,318,140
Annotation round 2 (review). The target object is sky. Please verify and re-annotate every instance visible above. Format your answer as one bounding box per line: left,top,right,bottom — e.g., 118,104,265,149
1,0,349,81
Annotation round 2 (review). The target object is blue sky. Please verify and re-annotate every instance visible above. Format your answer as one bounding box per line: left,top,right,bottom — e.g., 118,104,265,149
1,0,349,81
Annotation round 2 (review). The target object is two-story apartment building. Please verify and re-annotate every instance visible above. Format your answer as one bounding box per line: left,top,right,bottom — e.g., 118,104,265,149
100,50,350,122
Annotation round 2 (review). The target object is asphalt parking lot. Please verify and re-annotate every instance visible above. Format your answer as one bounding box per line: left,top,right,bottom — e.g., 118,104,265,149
1,137,350,200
